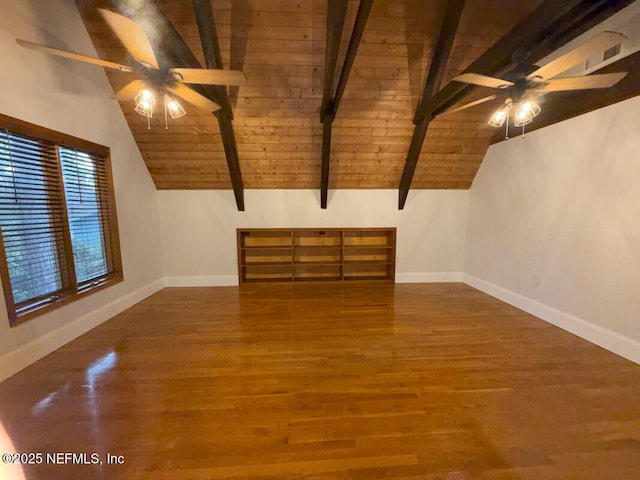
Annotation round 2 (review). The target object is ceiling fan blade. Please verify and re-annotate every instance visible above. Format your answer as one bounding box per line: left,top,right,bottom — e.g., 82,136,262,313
16,39,132,72
170,68,248,86
114,80,146,101
168,84,221,113
452,73,514,89
99,9,159,69
437,94,498,116
535,72,627,92
526,31,625,81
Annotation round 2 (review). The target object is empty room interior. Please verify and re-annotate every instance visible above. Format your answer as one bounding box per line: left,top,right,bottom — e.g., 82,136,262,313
1,0,640,478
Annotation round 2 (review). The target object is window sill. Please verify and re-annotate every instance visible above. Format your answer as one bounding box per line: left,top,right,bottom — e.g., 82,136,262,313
11,273,123,327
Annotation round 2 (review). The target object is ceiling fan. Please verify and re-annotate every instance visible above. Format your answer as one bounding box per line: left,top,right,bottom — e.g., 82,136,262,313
16,9,247,126
441,31,628,136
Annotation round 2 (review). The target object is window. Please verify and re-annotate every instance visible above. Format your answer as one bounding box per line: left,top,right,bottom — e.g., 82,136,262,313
0,114,122,326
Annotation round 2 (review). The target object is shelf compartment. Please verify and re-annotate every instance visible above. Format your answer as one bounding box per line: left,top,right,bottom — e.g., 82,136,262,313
343,246,391,262
344,261,392,280
343,230,393,247
243,246,292,264
294,245,341,264
294,263,342,281
241,230,292,248
244,263,293,281
294,230,342,247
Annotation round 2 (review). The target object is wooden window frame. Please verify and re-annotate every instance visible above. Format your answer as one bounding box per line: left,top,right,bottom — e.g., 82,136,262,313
0,114,122,327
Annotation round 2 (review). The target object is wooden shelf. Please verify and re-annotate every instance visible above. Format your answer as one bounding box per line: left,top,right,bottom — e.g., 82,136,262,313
294,261,342,266
243,261,293,266
344,260,393,265
242,246,293,251
237,228,396,284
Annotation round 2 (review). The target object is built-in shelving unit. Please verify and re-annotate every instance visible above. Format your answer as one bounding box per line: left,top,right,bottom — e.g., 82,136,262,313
237,228,396,283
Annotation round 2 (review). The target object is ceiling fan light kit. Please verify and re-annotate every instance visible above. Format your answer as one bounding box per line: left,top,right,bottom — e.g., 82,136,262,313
16,8,247,130
134,88,186,129
442,31,628,139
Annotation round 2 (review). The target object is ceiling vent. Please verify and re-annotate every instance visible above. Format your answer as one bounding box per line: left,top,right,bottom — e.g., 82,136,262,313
603,43,623,61
584,42,623,71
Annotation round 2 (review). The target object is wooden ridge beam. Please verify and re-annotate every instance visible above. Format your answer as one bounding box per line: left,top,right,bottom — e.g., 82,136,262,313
192,0,233,117
332,0,375,120
320,0,349,209
321,0,349,118
321,0,372,209
192,0,244,210
398,0,465,210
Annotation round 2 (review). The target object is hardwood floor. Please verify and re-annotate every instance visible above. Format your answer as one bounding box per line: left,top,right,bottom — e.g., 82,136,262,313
0,283,639,479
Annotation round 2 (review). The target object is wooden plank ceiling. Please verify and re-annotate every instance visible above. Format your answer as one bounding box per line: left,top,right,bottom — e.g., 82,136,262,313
73,0,637,204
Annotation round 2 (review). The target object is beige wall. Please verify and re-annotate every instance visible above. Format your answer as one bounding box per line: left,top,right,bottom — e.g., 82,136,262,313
158,189,470,285
0,0,163,377
466,95,640,346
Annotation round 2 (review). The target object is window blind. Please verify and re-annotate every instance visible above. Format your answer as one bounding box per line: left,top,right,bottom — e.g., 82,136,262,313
60,147,112,285
0,129,71,307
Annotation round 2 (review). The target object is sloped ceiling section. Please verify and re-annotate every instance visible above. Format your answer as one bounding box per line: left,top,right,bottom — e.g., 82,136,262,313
73,0,638,203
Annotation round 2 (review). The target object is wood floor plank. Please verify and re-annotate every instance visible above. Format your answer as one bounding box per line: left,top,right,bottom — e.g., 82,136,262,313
0,283,639,479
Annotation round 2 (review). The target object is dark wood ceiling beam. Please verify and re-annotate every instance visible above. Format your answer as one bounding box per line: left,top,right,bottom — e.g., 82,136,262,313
320,0,349,209
192,0,244,210
321,0,349,118
321,0,372,209
398,0,465,210
321,120,333,208
192,0,232,117
331,0,374,120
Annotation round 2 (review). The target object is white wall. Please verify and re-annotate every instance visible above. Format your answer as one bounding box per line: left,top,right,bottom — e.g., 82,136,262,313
158,189,470,285
0,0,163,379
466,96,640,361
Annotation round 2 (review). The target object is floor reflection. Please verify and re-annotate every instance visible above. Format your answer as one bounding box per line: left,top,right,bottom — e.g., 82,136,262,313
86,349,117,418
86,350,117,393
31,382,70,416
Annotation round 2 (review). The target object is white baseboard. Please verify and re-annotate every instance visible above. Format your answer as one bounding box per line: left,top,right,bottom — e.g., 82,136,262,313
464,274,640,365
168,273,463,286
164,275,239,287
0,278,165,382
396,272,464,283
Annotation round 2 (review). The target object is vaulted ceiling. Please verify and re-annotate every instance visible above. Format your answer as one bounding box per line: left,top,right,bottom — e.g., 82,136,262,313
73,0,639,210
